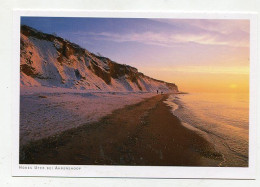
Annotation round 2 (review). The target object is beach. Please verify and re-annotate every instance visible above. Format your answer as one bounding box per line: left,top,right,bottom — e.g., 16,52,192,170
19,90,157,146
20,94,223,166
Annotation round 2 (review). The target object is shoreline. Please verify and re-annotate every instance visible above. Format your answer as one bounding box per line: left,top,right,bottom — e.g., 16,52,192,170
20,94,223,166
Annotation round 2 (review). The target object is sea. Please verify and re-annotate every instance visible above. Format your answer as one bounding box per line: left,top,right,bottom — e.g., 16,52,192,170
164,92,249,167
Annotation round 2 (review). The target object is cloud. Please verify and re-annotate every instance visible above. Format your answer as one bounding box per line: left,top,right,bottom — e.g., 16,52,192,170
142,65,250,75
73,19,249,48
156,19,249,35
151,19,250,47
82,32,173,47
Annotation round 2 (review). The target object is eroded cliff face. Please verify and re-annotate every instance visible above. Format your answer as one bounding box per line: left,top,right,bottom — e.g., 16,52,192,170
20,25,179,93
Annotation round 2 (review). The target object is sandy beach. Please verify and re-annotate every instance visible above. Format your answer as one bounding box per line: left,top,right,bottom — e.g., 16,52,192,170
20,94,223,166
19,91,157,146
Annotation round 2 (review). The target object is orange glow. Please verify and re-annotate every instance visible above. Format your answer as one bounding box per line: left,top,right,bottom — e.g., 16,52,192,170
141,66,249,93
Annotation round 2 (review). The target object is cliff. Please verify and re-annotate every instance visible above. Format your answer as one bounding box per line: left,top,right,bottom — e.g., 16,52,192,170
20,25,179,93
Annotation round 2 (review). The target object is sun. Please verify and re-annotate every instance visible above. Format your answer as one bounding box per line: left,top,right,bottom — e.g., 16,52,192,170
229,84,238,89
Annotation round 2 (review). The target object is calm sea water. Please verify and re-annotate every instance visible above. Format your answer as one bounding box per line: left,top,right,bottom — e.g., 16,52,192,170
164,93,249,166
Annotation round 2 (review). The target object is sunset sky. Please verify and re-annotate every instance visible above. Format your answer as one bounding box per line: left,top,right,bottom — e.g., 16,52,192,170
21,17,249,93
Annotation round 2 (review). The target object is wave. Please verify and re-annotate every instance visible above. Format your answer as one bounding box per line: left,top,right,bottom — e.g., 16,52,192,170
164,93,249,167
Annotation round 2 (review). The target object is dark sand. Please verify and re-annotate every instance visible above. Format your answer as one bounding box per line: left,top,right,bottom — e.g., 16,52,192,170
20,94,223,166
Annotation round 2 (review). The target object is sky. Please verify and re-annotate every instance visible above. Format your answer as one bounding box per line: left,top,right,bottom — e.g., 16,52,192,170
21,17,250,93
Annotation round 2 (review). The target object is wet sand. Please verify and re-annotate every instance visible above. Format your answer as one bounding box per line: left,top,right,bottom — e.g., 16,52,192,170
20,94,223,166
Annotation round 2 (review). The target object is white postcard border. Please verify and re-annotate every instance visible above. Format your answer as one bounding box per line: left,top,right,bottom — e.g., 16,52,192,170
12,10,258,179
